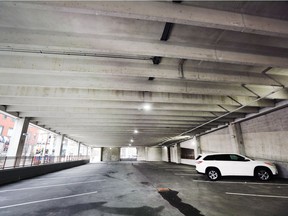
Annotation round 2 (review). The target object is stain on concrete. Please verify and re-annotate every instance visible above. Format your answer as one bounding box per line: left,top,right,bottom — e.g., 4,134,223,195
141,181,150,186
107,170,117,174
38,202,164,216
103,173,116,179
116,194,126,199
127,172,134,176
158,189,205,216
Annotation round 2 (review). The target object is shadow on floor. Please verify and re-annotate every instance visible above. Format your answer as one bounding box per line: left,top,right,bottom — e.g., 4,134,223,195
35,202,165,216
158,189,205,216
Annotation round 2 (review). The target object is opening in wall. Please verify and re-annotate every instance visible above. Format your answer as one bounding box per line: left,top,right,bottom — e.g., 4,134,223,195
120,147,137,161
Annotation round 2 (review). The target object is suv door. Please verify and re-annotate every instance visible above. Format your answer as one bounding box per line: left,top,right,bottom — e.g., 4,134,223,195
228,154,254,176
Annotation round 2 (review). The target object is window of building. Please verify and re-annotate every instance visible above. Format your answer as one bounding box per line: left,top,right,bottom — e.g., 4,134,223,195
7,128,14,137
181,148,195,159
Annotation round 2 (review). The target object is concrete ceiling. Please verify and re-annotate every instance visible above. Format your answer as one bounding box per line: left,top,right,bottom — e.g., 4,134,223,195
0,1,288,147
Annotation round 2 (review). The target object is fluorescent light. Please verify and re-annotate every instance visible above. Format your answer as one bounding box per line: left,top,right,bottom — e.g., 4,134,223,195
134,129,138,134
130,139,134,143
143,103,152,111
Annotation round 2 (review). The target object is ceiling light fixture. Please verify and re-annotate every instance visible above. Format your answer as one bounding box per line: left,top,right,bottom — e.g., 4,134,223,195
134,129,138,134
143,103,152,111
130,139,134,143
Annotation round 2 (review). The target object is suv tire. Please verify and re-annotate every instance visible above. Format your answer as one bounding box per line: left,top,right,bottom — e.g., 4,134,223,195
255,167,272,181
206,168,221,181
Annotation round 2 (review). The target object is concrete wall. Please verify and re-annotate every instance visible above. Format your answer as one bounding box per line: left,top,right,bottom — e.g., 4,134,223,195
0,160,89,186
162,147,169,162
90,147,101,163
198,106,288,178
180,139,196,166
145,147,162,161
200,127,232,153
240,107,288,178
136,146,146,161
102,147,120,161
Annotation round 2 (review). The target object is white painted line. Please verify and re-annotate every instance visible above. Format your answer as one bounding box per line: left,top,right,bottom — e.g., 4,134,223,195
33,175,100,180
174,173,199,176
193,180,288,186
0,180,105,193
226,192,288,199
0,191,98,209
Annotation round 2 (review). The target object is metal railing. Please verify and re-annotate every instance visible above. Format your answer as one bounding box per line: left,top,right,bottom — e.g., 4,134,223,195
0,155,90,170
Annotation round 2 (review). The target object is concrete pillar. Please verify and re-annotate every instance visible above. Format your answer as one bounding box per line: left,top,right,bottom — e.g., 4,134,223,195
195,136,202,156
77,142,81,156
228,123,245,155
54,134,65,156
176,143,181,164
6,117,30,167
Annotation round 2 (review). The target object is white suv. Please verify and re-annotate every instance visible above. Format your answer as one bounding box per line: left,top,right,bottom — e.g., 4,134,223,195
196,153,278,181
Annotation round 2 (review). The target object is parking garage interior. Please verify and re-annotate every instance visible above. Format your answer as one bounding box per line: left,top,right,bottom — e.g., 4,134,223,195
0,1,288,215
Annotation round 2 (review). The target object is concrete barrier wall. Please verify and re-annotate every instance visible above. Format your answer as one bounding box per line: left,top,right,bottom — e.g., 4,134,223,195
198,106,288,178
200,127,232,153
0,160,89,186
240,107,288,178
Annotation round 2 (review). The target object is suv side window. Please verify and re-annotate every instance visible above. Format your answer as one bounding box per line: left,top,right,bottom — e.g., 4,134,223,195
203,155,214,160
230,154,245,161
204,154,230,161
214,154,231,161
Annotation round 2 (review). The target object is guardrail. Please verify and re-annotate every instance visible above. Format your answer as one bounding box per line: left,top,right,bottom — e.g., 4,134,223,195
0,155,90,169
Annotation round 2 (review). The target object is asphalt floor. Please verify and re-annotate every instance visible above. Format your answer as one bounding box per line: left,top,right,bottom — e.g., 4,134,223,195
0,161,287,216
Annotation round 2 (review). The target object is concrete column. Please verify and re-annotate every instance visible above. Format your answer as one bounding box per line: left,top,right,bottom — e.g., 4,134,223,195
77,142,81,156
6,117,30,167
195,136,202,156
176,143,181,164
228,123,245,155
54,134,65,156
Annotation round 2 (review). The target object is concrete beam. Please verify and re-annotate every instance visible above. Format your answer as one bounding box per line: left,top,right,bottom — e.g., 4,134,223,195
40,122,220,128
32,118,225,126
0,97,259,113
1,28,288,67
0,72,259,97
0,51,281,86
0,86,275,107
27,114,232,123
6,2,288,38
6,106,247,119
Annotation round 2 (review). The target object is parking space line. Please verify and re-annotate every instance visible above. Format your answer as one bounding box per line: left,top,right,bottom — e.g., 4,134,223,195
0,180,105,193
0,191,98,209
174,173,199,176
193,180,288,186
226,192,288,199
33,175,100,180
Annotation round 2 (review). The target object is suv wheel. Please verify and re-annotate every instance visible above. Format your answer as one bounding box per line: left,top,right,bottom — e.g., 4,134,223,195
206,168,221,181
255,168,271,181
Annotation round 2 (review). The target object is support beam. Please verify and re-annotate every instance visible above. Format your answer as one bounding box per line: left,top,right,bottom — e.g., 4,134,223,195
1,29,288,67
6,106,247,119
0,97,260,113
5,2,288,38
0,85,276,107
0,51,283,86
